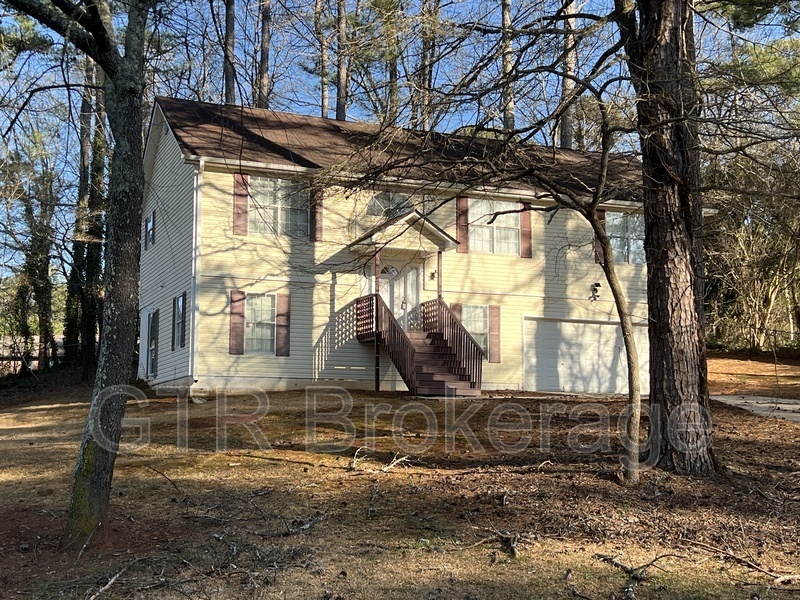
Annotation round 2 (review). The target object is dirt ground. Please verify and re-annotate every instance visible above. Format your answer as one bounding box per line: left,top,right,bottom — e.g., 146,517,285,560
0,355,799,599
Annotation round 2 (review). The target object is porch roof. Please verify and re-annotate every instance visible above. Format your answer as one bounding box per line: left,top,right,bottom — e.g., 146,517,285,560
349,210,459,252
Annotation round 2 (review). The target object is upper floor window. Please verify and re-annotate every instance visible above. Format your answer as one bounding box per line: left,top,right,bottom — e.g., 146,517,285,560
470,199,520,255
249,177,309,238
144,210,156,249
245,293,276,353
607,212,645,264
366,191,411,218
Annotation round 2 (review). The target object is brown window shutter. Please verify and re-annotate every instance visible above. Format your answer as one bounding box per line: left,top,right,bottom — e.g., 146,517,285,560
143,217,148,250
276,293,291,356
520,203,532,258
233,173,249,236
456,196,469,253
451,302,462,321
151,210,156,246
181,291,187,348
311,188,323,241
229,290,246,355
594,209,606,264
488,305,501,363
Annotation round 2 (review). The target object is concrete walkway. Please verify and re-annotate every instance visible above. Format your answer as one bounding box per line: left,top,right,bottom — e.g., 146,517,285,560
711,395,800,423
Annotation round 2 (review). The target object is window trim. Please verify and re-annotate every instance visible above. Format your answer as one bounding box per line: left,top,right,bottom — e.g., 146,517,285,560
245,293,277,354
462,304,489,358
606,211,645,265
144,210,156,249
248,176,310,238
172,292,187,351
147,309,159,377
366,191,411,218
469,199,521,255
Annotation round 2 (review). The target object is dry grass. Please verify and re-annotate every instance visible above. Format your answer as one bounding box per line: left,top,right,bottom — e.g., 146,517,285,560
0,356,798,599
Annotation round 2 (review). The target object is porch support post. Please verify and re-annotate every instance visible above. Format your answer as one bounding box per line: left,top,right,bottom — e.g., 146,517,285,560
374,248,381,393
437,250,443,299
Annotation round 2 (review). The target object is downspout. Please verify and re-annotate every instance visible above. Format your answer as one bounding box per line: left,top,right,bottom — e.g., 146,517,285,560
189,158,205,386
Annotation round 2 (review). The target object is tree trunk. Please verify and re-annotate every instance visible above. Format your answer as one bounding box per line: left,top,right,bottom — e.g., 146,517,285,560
336,0,348,120
254,0,271,108
559,0,576,149
63,6,147,547
224,0,236,104
314,0,329,117
501,0,515,131
417,0,438,130
83,67,106,380
64,58,94,366
614,0,715,475
591,214,642,484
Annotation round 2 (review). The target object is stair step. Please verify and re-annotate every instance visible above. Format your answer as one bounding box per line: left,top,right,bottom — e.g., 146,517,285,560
416,385,482,398
415,372,468,383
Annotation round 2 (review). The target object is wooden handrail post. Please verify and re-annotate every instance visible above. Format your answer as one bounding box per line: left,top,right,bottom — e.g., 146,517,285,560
374,294,380,393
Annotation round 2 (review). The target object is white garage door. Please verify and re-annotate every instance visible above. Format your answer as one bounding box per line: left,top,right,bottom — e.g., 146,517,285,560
523,318,650,395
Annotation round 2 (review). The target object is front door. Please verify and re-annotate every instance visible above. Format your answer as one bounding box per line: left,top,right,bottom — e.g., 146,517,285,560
379,263,420,330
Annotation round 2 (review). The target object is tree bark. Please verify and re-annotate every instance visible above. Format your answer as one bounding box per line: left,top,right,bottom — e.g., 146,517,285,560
61,1,149,548
254,0,271,108
501,0,515,131
64,58,94,366
83,66,106,379
314,0,329,117
224,0,236,104
559,0,576,149
614,0,715,475
336,0,348,120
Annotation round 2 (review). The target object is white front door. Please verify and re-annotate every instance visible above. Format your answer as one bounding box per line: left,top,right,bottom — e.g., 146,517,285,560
378,263,421,330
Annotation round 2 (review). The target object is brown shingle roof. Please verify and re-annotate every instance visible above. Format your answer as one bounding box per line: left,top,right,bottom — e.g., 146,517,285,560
155,96,641,201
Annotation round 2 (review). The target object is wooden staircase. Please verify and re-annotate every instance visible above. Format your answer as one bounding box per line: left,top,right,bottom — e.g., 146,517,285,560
356,295,483,397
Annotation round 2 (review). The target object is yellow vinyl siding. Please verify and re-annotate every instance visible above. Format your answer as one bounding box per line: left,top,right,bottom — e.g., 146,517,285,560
140,121,196,385
153,145,648,393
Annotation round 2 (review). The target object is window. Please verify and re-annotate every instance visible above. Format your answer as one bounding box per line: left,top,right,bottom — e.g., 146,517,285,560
147,309,159,377
366,191,411,218
172,292,186,350
606,212,645,264
245,293,276,353
470,199,520,255
144,210,156,249
249,177,309,237
462,304,489,355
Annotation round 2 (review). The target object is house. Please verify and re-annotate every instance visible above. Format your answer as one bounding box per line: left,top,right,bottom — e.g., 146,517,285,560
138,96,650,397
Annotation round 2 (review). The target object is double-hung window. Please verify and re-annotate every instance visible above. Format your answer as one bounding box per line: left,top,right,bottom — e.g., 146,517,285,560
172,292,186,350
144,210,156,249
470,199,520,255
147,309,159,377
245,294,276,353
462,305,489,356
606,212,645,264
249,177,310,238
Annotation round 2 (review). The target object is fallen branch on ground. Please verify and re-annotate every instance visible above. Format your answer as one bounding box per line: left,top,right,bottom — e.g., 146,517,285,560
350,447,368,470
381,453,411,472
452,524,536,558
594,553,682,600
682,539,800,585
88,558,144,600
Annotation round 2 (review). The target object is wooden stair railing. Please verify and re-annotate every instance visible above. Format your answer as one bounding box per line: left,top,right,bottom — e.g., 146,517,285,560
356,294,418,395
420,298,484,390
